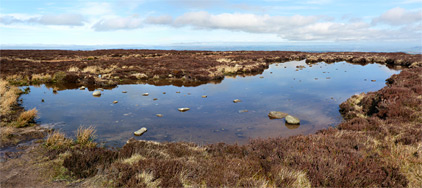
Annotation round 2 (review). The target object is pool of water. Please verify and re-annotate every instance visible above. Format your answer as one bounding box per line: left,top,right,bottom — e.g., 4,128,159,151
20,60,400,146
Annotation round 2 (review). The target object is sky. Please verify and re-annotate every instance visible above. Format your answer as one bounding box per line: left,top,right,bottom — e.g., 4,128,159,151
0,0,421,50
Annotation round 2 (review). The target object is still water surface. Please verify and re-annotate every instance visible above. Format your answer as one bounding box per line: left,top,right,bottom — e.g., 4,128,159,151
21,60,400,146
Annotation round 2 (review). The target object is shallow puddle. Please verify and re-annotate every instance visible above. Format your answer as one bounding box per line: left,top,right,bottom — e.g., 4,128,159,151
20,60,400,146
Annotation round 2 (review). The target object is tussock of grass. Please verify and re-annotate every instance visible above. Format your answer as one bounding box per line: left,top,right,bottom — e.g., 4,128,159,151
31,73,52,82
45,131,73,150
16,108,37,127
121,154,144,165
68,66,79,72
76,126,97,147
0,126,15,139
0,79,21,116
82,66,99,74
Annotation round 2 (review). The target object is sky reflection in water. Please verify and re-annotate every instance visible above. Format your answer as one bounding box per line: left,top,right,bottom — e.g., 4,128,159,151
20,60,400,146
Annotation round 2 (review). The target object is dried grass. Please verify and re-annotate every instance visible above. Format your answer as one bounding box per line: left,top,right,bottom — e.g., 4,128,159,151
68,66,80,72
45,131,73,150
76,126,97,147
82,66,99,74
31,73,52,81
16,108,38,127
0,79,21,115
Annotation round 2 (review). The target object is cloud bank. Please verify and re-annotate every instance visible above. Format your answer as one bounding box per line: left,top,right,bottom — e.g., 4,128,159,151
0,14,85,26
1,6,420,42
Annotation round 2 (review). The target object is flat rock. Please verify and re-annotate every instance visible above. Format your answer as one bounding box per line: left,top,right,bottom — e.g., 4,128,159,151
202,95,207,98
156,114,163,117
268,111,288,119
134,127,147,136
113,101,118,104
178,107,190,112
122,91,127,93
142,93,149,96
233,99,241,103
92,91,101,96
285,115,300,124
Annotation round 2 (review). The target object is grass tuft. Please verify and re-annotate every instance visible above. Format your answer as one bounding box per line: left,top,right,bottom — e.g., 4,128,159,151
76,126,97,147
16,108,38,127
45,131,73,150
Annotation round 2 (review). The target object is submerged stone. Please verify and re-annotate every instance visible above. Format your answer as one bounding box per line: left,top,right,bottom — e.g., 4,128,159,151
285,115,300,124
134,127,147,136
268,111,288,119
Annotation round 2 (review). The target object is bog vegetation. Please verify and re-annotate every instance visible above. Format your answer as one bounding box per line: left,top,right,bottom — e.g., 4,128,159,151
1,50,421,187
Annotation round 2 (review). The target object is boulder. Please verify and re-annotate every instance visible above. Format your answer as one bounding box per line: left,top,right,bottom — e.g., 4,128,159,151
268,111,288,119
92,91,101,96
134,127,147,136
285,115,300,124
178,107,190,112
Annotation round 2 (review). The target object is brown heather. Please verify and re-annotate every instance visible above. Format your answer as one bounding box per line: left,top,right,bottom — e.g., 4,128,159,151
1,50,421,187
57,67,422,187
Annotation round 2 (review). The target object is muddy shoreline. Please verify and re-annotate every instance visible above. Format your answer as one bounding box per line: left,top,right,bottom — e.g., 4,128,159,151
1,50,421,187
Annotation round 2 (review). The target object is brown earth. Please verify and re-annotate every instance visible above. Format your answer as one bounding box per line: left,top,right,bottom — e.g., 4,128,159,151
0,50,421,187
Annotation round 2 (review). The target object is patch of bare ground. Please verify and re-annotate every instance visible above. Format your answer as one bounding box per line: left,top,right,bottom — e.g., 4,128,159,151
0,50,421,187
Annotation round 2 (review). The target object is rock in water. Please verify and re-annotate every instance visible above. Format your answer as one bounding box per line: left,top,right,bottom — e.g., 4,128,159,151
156,114,163,117
134,127,147,136
202,95,207,98
285,115,300,124
80,86,86,90
178,107,190,112
142,93,149,96
122,91,127,93
113,101,118,104
233,99,241,103
268,111,288,119
92,91,101,96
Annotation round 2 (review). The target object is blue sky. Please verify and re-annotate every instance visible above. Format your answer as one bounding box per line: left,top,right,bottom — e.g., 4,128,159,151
0,0,421,48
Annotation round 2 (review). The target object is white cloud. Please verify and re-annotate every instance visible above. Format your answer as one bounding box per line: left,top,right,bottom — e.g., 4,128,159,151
145,15,173,25
372,7,422,26
92,15,143,31
142,11,420,42
174,11,319,34
37,14,85,26
0,14,85,26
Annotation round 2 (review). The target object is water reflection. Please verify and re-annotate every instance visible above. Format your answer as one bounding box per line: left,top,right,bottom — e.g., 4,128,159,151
21,60,400,146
